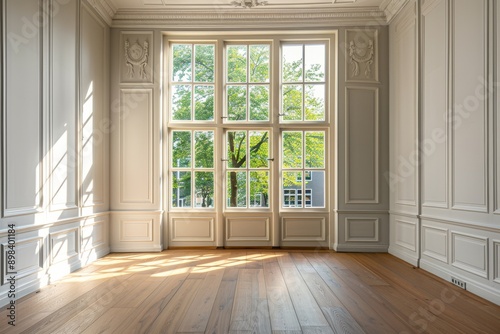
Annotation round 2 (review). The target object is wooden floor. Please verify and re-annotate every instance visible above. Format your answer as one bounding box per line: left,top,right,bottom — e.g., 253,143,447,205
2,250,500,333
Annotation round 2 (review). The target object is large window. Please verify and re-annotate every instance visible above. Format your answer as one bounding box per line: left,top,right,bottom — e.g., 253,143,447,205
167,37,330,212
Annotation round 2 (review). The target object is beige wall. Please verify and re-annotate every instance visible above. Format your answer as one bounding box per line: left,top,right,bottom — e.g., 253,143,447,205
0,0,110,306
389,0,500,305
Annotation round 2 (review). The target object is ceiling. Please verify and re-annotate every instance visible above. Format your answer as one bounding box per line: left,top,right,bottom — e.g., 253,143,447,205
107,0,385,11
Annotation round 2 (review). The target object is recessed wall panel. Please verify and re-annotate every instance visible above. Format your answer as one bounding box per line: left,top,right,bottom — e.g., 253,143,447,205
50,0,78,210
226,217,270,241
451,232,488,278
345,87,379,204
421,0,448,208
119,89,153,204
120,219,154,242
394,219,416,252
345,218,379,242
81,5,107,207
2,237,43,284
452,0,487,212
50,228,79,265
282,217,326,241
171,217,214,242
4,0,43,215
422,225,448,263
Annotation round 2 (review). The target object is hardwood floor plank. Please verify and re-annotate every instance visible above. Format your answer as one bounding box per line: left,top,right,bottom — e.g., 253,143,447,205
229,269,272,334
177,268,225,333
80,308,135,334
263,262,301,332
279,264,330,328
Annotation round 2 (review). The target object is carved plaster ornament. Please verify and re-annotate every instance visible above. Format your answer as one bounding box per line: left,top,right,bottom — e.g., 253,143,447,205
125,39,149,79
348,38,374,78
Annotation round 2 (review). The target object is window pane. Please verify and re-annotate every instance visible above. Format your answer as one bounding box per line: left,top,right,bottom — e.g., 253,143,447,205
283,171,302,208
305,131,325,168
282,84,303,121
306,171,324,207
249,131,269,168
250,171,269,207
227,171,246,207
195,172,214,208
172,131,191,167
282,131,302,168
195,44,215,83
249,85,269,121
305,84,325,121
172,171,191,207
227,131,247,168
227,85,247,121
194,85,214,121
305,44,325,82
195,131,214,168
227,45,247,83
172,85,192,121
250,45,270,83
282,45,303,82
172,44,192,82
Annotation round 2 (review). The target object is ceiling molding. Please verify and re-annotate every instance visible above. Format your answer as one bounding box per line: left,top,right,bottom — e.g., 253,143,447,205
84,0,117,26
111,7,387,28
379,0,410,23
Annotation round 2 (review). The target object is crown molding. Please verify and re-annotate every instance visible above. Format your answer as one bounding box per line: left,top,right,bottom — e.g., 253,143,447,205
84,0,117,26
379,0,410,23
111,7,387,28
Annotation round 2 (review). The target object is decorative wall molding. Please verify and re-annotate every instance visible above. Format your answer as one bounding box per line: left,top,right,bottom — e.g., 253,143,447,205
345,86,379,204
281,217,326,241
345,217,379,242
394,219,416,251
494,241,500,284
111,8,387,28
422,225,448,263
1,237,44,285
226,217,270,241
345,29,378,83
83,0,115,26
49,227,80,266
121,32,153,83
451,232,488,279
380,0,410,24
170,217,215,242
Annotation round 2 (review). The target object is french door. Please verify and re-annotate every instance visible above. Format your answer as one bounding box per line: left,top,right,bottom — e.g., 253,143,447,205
165,35,333,248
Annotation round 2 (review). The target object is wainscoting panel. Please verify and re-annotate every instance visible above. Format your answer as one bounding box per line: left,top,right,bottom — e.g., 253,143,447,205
345,218,379,242
170,217,215,242
1,237,44,285
345,87,379,204
422,225,448,263
226,217,270,242
50,228,80,266
421,0,448,209
282,217,326,241
110,212,163,252
494,241,500,284
3,0,43,217
451,232,488,279
451,0,488,213
394,218,417,252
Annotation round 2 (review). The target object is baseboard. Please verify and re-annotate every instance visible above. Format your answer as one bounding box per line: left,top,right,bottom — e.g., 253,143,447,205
110,246,163,252
334,243,389,252
420,258,500,306
388,245,419,267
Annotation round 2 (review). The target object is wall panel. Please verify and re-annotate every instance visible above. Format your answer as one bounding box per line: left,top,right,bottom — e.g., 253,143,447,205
496,0,500,215
81,4,107,208
119,89,154,204
345,87,379,204
345,218,379,242
451,232,488,278
422,225,448,263
50,0,78,211
394,219,416,252
1,237,43,285
421,0,448,208
171,217,214,242
282,217,326,241
451,0,487,212
3,0,43,216
226,217,270,241
50,228,79,265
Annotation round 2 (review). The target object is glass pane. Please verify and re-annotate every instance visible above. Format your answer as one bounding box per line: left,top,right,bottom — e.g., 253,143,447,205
249,131,269,168
195,44,215,82
227,45,247,83
227,85,247,121
227,131,247,168
172,44,192,82
195,131,214,168
172,171,191,207
250,45,270,83
227,171,246,207
282,84,303,121
305,131,325,168
249,85,269,121
172,85,192,121
305,44,325,82
282,171,302,208
305,84,325,121
306,171,324,207
282,131,302,168
250,171,269,208
195,172,214,208
172,131,191,167
194,85,214,121
282,45,303,82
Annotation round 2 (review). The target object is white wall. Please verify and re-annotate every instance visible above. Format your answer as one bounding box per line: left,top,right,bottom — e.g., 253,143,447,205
0,0,110,307
389,0,500,305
